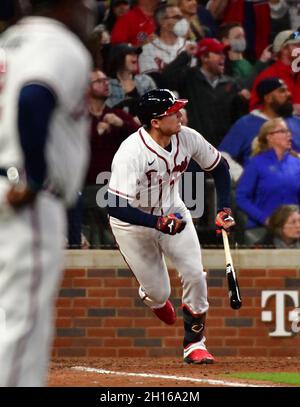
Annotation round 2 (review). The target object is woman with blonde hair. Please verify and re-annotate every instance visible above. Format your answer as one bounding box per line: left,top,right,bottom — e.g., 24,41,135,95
236,118,300,229
251,117,300,158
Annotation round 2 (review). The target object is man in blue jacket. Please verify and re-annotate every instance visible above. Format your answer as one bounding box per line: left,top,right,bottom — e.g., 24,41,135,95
219,77,300,180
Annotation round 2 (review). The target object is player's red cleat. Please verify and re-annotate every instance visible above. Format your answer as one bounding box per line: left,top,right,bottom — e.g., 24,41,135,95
152,300,176,325
183,342,215,364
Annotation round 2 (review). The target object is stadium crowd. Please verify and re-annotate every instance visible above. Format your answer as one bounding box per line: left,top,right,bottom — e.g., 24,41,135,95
1,0,300,248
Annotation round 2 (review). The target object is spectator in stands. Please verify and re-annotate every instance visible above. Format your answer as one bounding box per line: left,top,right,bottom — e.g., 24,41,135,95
106,43,156,118
161,37,248,146
219,77,300,179
177,0,214,40
285,0,300,31
215,1,291,58
139,3,194,76
256,204,300,248
111,0,160,46
250,30,300,111
83,69,139,246
269,0,291,40
197,1,219,38
104,0,130,33
88,23,111,70
212,0,271,60
236,118,300,229
219,22,272,89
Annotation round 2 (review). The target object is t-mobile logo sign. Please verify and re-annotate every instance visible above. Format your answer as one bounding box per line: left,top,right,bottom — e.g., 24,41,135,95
261,291,300,337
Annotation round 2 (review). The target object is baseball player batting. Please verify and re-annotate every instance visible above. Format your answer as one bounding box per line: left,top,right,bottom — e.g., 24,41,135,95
108,89,235,364
0,0,94,386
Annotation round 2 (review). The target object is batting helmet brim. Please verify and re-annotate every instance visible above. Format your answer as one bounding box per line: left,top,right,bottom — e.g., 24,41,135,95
158,99,188,117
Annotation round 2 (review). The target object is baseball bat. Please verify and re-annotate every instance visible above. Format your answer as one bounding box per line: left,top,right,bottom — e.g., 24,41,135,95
221,229,242,310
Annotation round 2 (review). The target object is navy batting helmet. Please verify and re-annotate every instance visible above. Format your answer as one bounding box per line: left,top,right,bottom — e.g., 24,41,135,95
136,89,188,127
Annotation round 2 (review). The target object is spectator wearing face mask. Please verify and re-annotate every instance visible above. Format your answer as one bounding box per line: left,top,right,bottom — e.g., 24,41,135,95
139,3,196,78
219,22,272,89
211,0,271,61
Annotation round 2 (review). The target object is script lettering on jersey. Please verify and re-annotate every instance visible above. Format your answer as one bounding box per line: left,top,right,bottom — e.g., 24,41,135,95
172,156,188,174
170,157,188,187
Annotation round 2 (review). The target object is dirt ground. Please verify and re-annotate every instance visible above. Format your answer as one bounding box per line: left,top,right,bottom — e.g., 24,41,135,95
47,357,300,387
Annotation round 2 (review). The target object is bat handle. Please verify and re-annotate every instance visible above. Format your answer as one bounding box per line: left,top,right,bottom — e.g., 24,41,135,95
221,229,232,265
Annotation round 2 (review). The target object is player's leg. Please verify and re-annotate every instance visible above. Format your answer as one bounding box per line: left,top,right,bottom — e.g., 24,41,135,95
17,193,66,386
110,217,175,324
160,216,214,363
0,192,65,386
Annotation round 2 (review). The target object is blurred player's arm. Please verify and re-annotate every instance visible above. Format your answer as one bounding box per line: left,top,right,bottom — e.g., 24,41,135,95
7,84,56,208
107,193,186,235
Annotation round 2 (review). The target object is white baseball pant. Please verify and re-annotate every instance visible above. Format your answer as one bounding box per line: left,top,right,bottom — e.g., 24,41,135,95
0,180,65,387
110,213,209,314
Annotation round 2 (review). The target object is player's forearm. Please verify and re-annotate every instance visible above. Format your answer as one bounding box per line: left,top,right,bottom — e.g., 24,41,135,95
18,84,56,191
209,157,231,211
107,192,158,228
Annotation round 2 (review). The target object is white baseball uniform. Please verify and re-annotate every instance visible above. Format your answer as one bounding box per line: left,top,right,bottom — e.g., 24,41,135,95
108,125,221,312
0,17,91,386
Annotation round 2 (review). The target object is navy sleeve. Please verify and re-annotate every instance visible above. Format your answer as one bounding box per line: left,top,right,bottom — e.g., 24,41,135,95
209,157,231,211
107,192,158,228
18,84,56,191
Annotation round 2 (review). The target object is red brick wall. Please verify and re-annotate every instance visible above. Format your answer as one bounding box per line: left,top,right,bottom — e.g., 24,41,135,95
53,267,300,357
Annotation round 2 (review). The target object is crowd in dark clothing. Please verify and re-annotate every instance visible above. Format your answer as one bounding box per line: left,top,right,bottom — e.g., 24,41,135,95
2,0,300,248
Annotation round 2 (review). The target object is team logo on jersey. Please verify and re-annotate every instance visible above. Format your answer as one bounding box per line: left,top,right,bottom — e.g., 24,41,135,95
172,156,188,174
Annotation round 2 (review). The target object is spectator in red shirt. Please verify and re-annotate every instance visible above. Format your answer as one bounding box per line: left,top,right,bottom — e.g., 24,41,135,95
250,30,300,112
111,0,160,46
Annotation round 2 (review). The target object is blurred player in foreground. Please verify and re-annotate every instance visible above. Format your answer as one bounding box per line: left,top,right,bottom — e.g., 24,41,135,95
108,89,235,364
0,0,94,386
